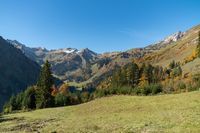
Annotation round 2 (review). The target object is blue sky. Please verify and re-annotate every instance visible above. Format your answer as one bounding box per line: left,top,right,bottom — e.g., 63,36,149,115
0,0,200,53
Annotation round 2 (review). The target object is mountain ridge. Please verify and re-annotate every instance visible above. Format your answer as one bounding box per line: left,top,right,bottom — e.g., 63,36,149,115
5,27,195,87
0,36,41,109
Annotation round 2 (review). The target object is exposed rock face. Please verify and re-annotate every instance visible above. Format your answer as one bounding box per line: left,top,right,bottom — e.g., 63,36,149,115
8,40,100,82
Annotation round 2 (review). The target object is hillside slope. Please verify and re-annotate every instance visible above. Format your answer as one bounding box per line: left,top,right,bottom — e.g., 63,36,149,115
0,36,40,109
138,24,200,76
1,91,200,132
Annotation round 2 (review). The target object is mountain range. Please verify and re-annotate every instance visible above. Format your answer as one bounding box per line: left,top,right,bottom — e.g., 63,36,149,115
7,28,187,86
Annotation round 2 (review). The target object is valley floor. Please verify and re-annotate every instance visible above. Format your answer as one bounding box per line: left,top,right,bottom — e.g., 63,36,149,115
1,92,200,133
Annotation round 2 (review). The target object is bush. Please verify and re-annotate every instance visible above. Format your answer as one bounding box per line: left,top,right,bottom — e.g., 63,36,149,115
177,82,186,90
133,86,142,95
81,92,90,103
55,93,68,107
138,84,162,95
3,102,12,114
151,84,162,94
141,86,151,95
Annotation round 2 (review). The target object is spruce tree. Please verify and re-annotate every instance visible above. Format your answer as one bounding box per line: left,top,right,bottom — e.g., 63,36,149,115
9,95,17,111
144,64,153,84
132,63,139,87
126,64,134,86
196,31,200,58
23,86,36,109
36,60,54,109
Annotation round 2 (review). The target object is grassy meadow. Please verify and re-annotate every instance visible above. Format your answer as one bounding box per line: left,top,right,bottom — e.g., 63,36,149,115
1,91,200,132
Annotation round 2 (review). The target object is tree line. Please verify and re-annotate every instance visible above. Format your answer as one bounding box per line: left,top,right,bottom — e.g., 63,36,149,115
3,61,92,113
96,60,184,96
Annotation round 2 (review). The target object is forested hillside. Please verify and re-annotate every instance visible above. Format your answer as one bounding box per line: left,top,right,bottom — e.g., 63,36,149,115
0,36,40,109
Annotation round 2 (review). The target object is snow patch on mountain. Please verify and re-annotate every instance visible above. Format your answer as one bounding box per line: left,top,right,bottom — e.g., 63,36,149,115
145,31,185,51
63,49,76,53
162,31,185,44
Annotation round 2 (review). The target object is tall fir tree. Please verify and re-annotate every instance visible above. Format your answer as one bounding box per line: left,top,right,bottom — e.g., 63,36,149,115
133,63,139,87
196,31,200,58
36,60,54,109
23,86,36,109
126,64,134,86
144,64,153,84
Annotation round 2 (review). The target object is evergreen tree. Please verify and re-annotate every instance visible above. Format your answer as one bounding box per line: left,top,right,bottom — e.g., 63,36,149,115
126,64,134,86
197,31,200,58
111,69,121,87
133,63,139,86
15,92,24,110
169,60,176,69
152,66,159,83
144,64,153,84
120,68,127,86
36,60,54,109
9,95,17,111
23,86,36,109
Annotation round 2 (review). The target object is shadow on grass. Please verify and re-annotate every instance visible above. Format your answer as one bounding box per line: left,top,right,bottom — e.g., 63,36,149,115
0,115,57,132
0,116,24,123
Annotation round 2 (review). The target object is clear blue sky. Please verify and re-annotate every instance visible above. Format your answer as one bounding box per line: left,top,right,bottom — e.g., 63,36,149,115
0,0,200,53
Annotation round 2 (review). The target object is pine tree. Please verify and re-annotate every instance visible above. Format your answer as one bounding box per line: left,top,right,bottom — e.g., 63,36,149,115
196,31,200,58
9,95,17,111
36,60,54,109
169,60,176,69
144,64,153,84
126,64,134,86
133,63,139,86
23,86,36,109
15,92,24,110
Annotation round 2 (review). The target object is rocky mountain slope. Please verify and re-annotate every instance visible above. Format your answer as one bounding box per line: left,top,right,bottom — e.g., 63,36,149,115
8,40,100,82
0,37,41,109
138,24,200,77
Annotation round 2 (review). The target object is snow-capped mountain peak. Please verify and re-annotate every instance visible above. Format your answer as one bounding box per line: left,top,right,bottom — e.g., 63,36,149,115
162,31,185,44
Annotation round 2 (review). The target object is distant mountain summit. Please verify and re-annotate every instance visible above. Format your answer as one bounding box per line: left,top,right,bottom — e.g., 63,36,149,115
144,31,185,51
162,31,185,43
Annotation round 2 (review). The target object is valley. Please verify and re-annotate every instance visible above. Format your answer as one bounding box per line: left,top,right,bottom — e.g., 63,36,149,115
1,1,200,132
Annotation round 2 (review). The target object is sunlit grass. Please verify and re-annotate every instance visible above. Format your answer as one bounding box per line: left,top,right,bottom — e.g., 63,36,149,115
1,91,200,132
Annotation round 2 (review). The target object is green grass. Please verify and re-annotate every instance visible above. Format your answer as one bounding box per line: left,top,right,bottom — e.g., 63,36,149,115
1,91,200,132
